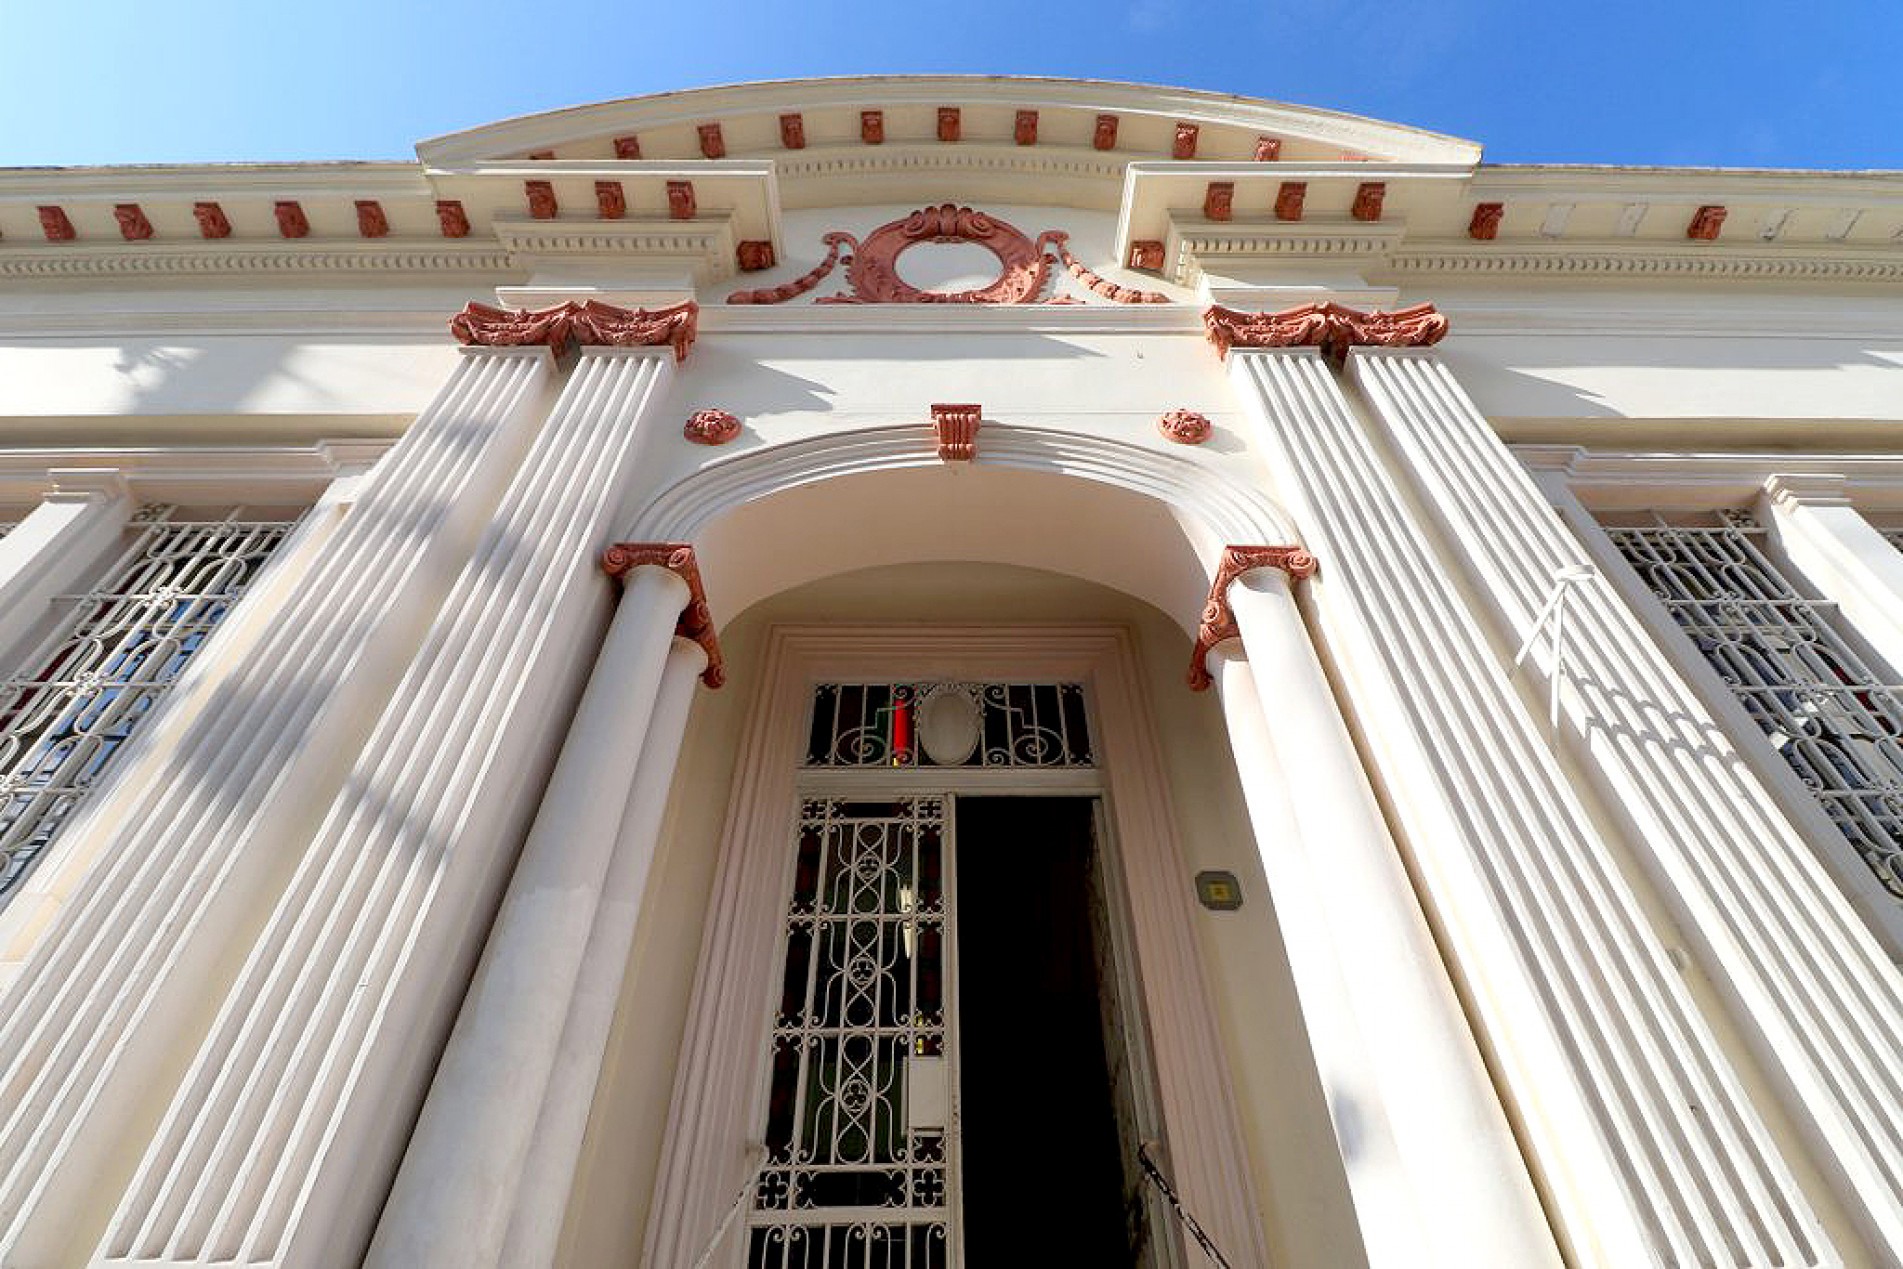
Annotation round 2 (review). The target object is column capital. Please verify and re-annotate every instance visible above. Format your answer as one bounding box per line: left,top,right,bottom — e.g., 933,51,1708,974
601,542,723,687
450,298,699,362
1188,544,1318,690
1204,300,1448,365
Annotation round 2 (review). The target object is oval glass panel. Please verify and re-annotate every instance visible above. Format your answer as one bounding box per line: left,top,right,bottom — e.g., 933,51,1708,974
917,688,982,766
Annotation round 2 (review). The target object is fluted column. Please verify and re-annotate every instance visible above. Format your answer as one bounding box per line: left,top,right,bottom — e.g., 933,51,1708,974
1225,333,1830,1267
0,343,557,1268
98,309,701,1269
1198,548,1559,1268
0,469,133,664
1350,346,1903,1258
1760,472,1903,677
367,569,713,1268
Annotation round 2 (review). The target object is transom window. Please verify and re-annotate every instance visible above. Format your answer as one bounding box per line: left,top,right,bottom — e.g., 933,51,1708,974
0,506,295,897
803,683,1092,769
1608,509,1903,900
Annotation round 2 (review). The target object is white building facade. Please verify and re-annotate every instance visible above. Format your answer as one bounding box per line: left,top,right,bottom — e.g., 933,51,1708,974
0,76,1901,1267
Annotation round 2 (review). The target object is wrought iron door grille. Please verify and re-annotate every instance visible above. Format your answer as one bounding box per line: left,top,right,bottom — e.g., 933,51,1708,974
1610,511,1903,899
804,683,1091,769
749,796,948,1268
0,508,293,897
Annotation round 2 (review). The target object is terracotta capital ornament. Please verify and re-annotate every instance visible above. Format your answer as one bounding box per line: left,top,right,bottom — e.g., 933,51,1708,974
600,542,724,688
1188,545,1319,690
449,299,699,361
1204,300,1448,366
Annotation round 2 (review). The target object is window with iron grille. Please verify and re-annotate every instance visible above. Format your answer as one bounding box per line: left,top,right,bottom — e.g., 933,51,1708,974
0,506,296,898
1608,509,1903,900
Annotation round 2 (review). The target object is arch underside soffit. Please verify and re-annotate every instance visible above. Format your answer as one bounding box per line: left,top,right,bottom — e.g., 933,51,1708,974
627,424,1302,637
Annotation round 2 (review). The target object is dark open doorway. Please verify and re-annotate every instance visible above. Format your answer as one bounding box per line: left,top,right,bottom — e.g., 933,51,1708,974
955,796,1143,1265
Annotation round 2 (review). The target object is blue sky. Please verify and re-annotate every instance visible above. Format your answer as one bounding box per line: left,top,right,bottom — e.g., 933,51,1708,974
7,1,1898,169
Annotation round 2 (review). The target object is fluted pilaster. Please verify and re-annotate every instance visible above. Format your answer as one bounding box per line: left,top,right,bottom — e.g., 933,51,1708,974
1230,347,1829,1267
1351,347,1903,1258
0,346,556,1267
97,347,682,1268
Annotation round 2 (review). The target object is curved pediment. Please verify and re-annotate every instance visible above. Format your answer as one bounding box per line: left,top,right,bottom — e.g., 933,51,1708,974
417,76,1482,212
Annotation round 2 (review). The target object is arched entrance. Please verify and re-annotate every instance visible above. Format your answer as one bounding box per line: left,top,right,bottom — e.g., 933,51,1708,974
603,432,1320,1268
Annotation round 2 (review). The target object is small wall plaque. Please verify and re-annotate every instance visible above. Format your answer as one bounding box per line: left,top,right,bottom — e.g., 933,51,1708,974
1195,870,1243,911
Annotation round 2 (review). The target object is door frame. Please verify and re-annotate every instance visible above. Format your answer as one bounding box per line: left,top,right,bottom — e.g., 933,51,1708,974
643,625,1265,1267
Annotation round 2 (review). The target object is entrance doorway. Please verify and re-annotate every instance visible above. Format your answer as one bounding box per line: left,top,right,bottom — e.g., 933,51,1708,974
742,681,1168,1268
744,791,1155,1268
643,628,1263,1269
955,796,1143,1264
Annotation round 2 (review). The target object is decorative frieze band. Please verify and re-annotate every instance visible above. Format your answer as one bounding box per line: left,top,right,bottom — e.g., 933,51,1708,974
1204,301,1448,364
1189,544,1318,689
601,542,724,687
449,299,699,360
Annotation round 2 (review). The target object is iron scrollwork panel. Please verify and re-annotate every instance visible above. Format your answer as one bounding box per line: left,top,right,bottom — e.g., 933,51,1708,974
0,510,293,896
750,797,949,1269
1612,513,1903,898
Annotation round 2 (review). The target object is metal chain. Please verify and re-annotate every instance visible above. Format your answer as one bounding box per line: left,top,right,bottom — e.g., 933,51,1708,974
688,1146,766,1269
1138,1141,1234,1268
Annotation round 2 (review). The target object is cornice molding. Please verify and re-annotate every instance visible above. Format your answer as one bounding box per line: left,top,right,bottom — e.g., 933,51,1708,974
774,145,1131,188
489,214,735,261
1385,242,1903,284
0,241,511,279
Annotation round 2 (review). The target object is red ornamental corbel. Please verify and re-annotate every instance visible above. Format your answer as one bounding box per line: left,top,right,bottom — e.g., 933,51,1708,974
1188,545,1319,690
861,111,885,145
1203,182,1234,222
1128,240,1165,271
736,240,776,271
666,181,696,220
356,200,389,238
779,113,806,150
1014,110,1038,146
1351,182,1386,222
596,181,627,220
525,181,558,220
194,201,232,239
1253,136,1281,161
931,403,981,461
1274,182,1306,222
38,206,75,241
1172,122,1199,159
600,542,725,688
114,204,154,241
937,107,961,143
437,200,471,238
613,135,642,160
697,123,725,160
275,201,310,238
1468,203,1503,240
1688,205,1727,240
1093,114,1119,151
